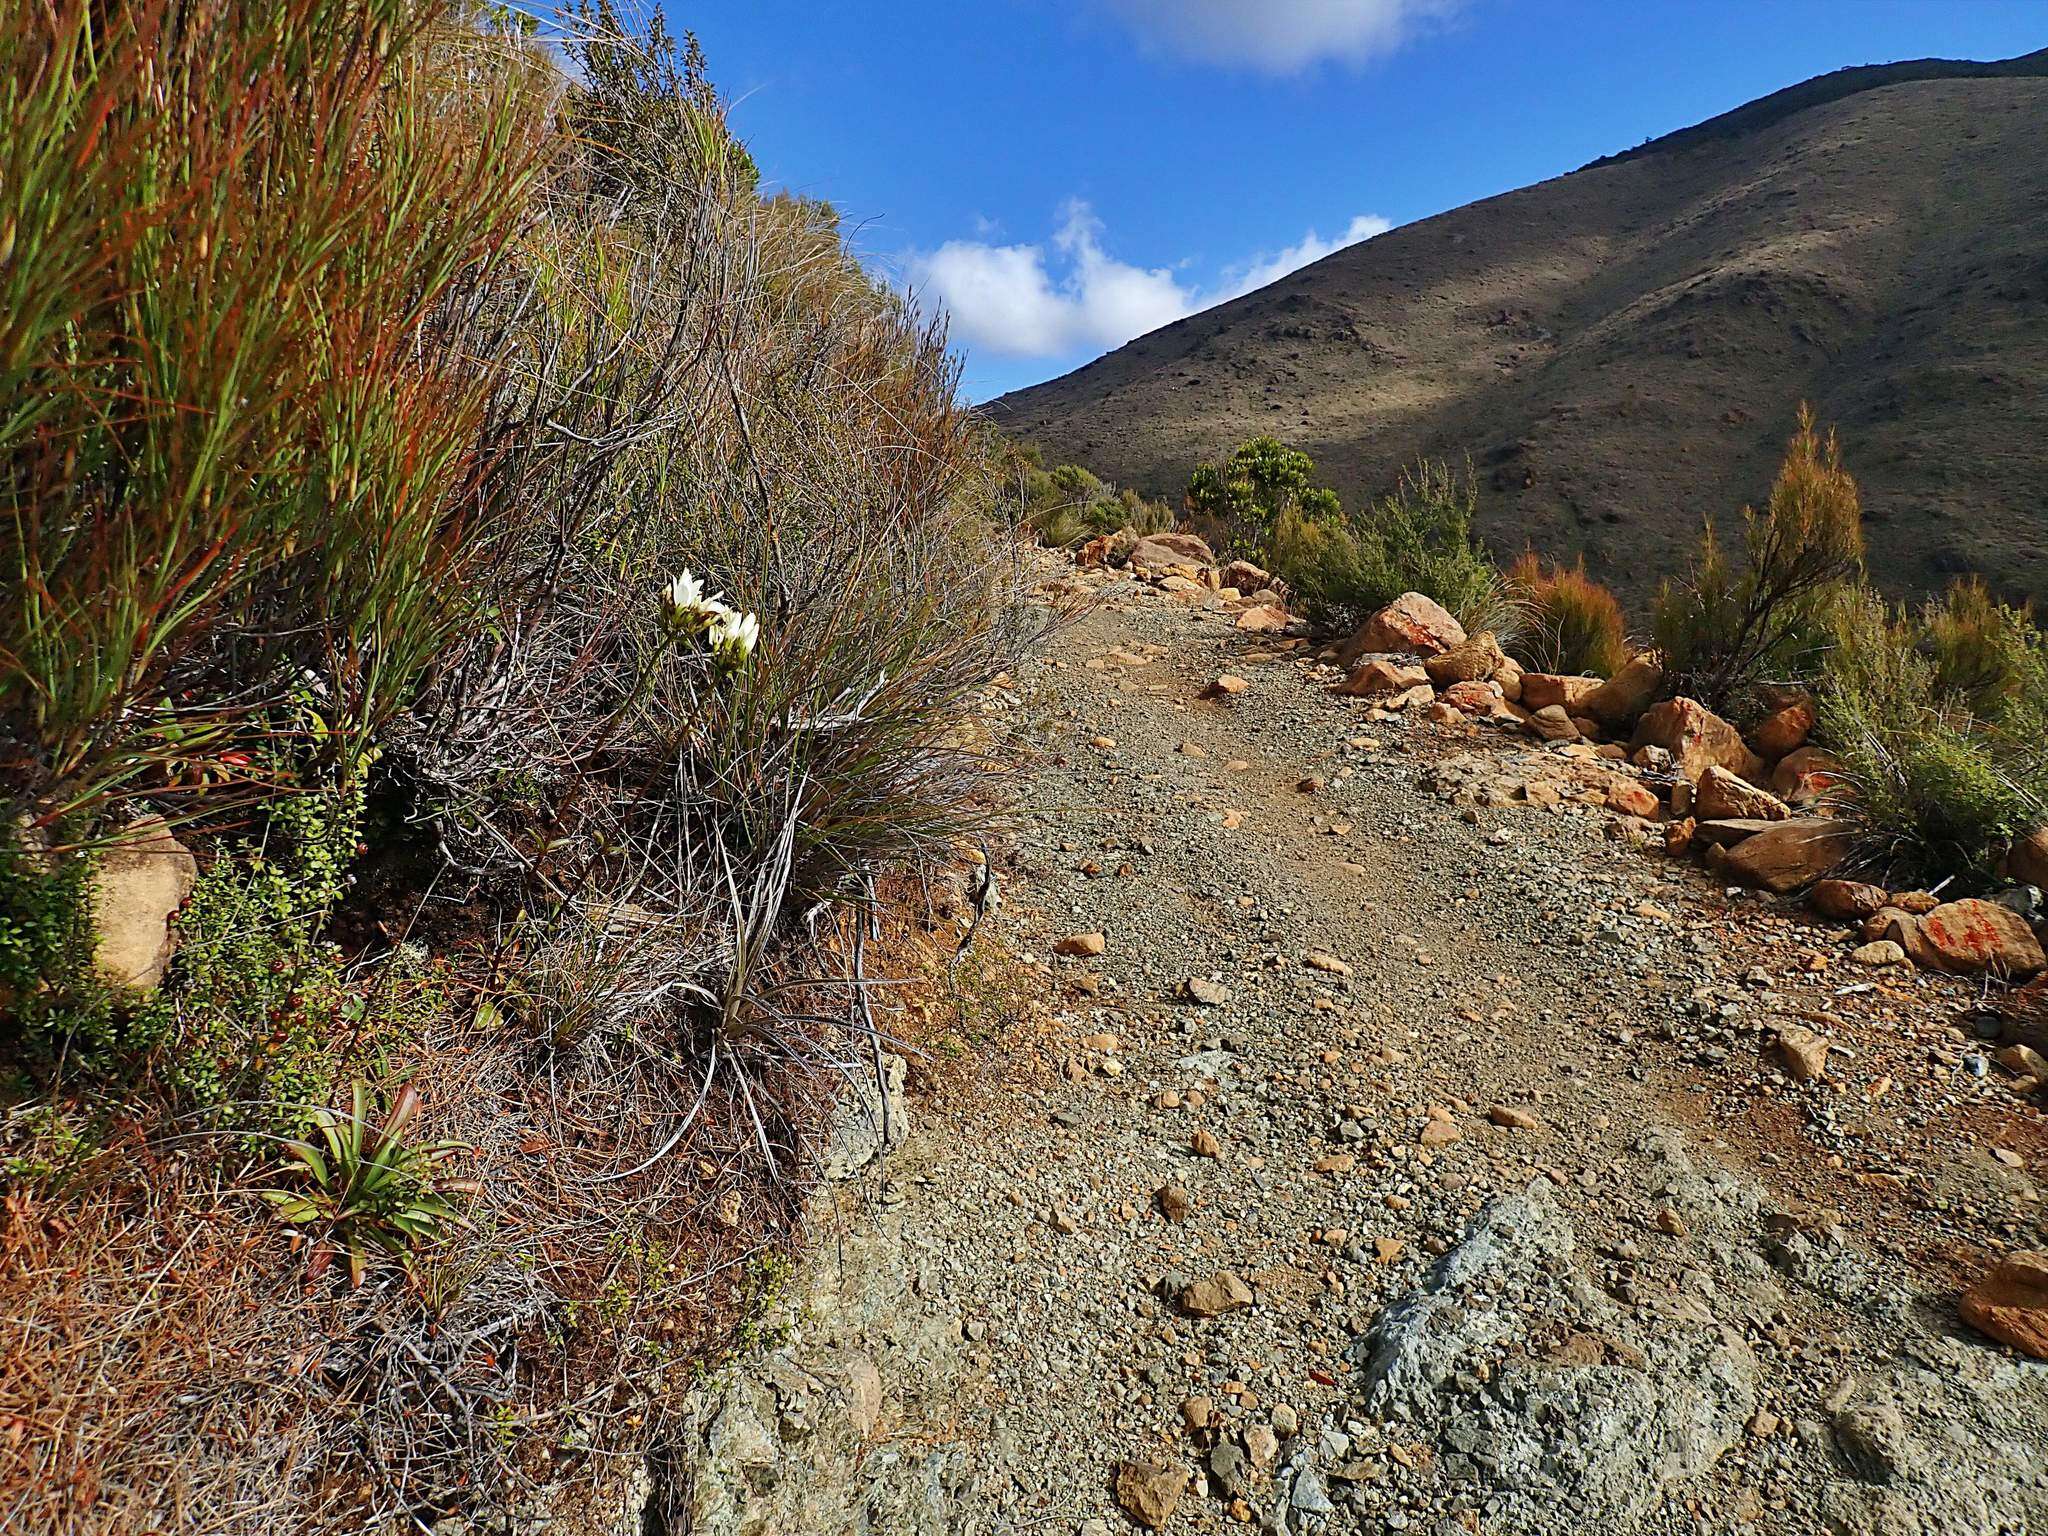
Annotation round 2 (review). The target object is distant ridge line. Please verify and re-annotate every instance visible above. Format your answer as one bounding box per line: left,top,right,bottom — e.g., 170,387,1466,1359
1587,47,2048,168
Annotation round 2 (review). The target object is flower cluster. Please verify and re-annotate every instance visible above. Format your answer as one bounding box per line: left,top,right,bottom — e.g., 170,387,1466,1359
660,569,759,669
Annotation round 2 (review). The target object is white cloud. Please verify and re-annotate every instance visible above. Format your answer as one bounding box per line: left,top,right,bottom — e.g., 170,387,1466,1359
1221,213,1393,299
1103,0,1454,72
908,201,1388,360
914,201,1188,358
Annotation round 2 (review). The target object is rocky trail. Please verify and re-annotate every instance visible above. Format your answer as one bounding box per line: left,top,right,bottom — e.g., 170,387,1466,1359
655,565,2048,1536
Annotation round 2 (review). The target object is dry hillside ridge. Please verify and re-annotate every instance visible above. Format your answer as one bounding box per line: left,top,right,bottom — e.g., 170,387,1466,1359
989,50,2048,611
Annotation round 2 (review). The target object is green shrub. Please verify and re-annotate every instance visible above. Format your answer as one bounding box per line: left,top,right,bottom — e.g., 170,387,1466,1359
1653,406,1865,717
1506,553,1630,676
1816,583,2048,878
0,828,109,1053
1256,456,1510,636
1186,436,1341,553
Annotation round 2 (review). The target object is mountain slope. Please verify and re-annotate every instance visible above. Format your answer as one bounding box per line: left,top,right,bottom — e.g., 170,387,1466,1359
988,53,2048,609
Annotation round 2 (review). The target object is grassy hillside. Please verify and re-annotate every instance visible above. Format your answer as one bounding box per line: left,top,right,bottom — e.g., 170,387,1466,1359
989,55,2048,611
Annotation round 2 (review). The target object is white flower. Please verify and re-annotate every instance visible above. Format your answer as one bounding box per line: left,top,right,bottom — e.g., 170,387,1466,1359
707,606,760,667
660,569,729,634
664,570,707,614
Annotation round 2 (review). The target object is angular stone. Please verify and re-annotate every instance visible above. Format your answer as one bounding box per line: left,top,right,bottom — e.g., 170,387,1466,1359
2007,825,2048,888
1719,817,1854,893
1235,604,1289,632
1582,655,1665,726
1116,1460,1192,1529
1202,674,1250,697
91,816,198,991
1631,697,1765,784
1773,1024,1830,1081
1851,939,1907,968
1918,900,2046,978
1127,532,1214,574
1694,765,1790,822
1810,879,1889,921
1959,1251,2048,1361
1607,781,1661,818
1693,817,1781,847
1527,704,1579,742
1442,679,1506,715
1771,745,1842,805
1053,931,1106,957
1750,695,1815,758
1334,659,1428,698
1180,1270,1255,1318
1342,592,1466,662
1519,673,1602,712
1221,558,1272,593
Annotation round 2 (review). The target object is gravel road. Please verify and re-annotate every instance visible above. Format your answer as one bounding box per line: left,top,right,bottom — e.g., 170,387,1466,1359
655,572,2048,1536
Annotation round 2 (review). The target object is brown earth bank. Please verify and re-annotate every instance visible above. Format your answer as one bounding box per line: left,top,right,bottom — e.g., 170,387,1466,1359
988,51,2048,612
649,553,2047,1536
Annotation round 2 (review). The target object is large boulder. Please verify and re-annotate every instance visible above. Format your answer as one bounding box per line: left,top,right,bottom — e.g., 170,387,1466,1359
1581,655,1664,727
1126,531,1213,575
1630,698,1765,784
2006,825,2048,888
1719,817,1854,893
1424,632,1509,686
92,815,198,991
1694,765,1790,822
1917,899,2046,978
1340,592,1466,664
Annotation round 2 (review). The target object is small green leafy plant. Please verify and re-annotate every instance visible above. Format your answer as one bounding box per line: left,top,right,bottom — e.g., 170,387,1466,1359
263,1082,472,1287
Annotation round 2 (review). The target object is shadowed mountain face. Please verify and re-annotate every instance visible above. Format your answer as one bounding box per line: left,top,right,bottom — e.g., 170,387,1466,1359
988,53,2048,610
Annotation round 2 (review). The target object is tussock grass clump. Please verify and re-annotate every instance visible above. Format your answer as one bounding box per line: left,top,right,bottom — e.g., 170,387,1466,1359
1652,404,1865,717
1506,553,1631,676
0,0,546,844
1816,582,2048,879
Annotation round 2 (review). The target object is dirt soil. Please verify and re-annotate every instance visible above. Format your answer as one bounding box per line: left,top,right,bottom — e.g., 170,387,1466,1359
655,567,2048,1536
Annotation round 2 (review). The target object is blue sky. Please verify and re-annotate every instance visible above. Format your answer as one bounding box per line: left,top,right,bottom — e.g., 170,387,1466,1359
671,0,2046,402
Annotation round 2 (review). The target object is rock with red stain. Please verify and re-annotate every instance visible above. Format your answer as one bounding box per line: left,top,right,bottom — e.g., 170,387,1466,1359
1959,1251,2048,1360
1630,697,1765,784
1607,780,1662,818
1771,745,1842,805
1917,899,2046,977
1441,679,1506,715
1340,592,1466,663
1750,694,1816,758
